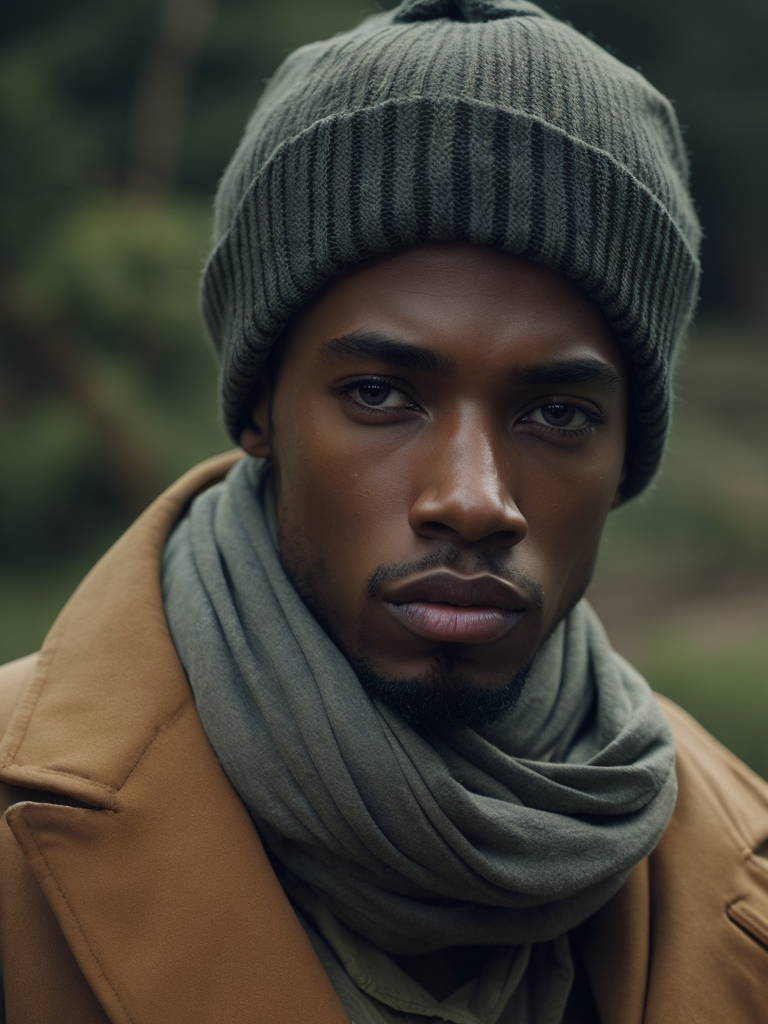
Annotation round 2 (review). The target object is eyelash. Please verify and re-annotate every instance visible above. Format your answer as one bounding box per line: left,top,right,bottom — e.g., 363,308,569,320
334,375,605,437
518,404,605,439
334,376,421,416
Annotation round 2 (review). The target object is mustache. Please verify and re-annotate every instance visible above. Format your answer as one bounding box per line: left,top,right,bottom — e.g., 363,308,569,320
366,546,544,610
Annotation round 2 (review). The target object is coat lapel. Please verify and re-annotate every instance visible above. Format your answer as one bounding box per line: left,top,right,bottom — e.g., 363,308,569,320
0,453,350,1024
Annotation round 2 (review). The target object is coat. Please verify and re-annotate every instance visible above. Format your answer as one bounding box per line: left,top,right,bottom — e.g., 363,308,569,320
0,453,767,1024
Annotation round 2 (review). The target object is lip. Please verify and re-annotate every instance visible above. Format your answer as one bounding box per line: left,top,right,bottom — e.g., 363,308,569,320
382,571,527,644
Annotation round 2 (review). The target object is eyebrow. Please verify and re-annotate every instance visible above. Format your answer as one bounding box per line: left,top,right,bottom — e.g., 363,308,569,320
510,356,623,391
320,332,456,376
320,333,622,391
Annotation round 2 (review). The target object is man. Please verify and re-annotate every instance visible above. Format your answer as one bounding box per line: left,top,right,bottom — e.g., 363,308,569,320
1,0,766,1021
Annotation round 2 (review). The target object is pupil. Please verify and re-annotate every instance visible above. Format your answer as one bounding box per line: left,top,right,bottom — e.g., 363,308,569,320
543,403,570,425
361,385,389,406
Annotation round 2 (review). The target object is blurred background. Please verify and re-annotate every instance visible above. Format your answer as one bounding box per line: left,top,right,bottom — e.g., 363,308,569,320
1,0,766,774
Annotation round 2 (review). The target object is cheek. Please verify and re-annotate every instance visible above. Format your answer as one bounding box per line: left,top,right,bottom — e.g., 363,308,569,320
272,408,409,576
520,462,619,596
283,386,412,496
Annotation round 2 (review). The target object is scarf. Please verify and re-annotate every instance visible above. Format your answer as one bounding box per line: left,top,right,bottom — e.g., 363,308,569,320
161,456,676,955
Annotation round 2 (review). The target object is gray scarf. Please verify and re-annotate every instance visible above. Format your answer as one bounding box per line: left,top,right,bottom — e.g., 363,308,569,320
162,457,676,955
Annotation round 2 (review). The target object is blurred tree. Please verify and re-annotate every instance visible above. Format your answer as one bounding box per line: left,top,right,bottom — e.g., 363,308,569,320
0,0,381,567
129,0,219,202
1,0,766,562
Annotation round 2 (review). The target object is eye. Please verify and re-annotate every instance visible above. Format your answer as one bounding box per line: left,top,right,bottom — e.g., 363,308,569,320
352,383,405,408
528,403,590,429
338,377,419,414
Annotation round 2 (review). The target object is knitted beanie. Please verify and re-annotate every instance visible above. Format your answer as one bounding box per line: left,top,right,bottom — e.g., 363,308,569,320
202,0,701,498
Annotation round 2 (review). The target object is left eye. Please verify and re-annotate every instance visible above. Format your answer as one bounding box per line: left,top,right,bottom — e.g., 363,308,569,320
352,383,406,408
529,403,589,429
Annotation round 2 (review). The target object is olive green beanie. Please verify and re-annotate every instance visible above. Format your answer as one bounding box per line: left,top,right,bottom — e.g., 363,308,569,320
202,0,701,498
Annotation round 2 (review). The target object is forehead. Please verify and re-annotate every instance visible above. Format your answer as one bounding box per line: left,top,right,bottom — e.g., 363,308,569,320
283,243,625,373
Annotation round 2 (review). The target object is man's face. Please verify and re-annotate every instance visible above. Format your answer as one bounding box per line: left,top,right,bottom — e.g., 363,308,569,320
244,244,627,715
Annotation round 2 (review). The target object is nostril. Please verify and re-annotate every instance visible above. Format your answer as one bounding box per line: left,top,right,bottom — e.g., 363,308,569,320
487,530,519,547
419,522,522,548
420,521,460,540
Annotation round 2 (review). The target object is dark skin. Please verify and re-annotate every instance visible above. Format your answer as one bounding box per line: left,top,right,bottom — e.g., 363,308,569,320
242,242,628,1000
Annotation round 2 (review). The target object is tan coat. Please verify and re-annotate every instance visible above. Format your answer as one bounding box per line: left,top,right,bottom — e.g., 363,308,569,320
1,454,767,1024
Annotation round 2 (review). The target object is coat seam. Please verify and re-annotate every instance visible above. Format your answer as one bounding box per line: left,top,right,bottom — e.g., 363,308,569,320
16,807,137,1024
0,764,117,798
116,698,190,793
0,699,191,803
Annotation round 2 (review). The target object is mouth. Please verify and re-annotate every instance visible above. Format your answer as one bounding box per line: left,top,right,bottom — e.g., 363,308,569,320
382,571,527,645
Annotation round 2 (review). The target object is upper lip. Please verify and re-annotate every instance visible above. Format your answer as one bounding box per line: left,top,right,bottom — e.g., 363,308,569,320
382,571,527,610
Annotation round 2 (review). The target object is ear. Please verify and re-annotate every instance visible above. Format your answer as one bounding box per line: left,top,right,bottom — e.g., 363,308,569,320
239,376,273,459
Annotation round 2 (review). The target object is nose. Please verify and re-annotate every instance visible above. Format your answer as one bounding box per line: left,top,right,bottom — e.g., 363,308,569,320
408,412,527,547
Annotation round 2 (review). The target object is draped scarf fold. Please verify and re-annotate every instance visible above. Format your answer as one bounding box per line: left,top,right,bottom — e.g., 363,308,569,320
162,456,676,955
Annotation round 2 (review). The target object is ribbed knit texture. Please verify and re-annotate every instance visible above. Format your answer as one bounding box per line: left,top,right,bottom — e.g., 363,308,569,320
202,0,701,498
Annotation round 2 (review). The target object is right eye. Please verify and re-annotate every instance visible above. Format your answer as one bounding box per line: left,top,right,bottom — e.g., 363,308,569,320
352,383,404,407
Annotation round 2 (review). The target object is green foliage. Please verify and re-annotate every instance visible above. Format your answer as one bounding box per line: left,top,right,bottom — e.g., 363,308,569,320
598,327,768,565
642,631,768,780
0,195,227,568
0,59,92,261
28,194,211,366
0,0,766,779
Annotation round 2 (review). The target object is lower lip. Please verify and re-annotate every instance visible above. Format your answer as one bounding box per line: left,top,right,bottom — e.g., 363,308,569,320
384,602,524,644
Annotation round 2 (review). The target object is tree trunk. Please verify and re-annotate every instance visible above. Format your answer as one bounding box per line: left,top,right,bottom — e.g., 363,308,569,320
128,0,218,203
0,269,162,514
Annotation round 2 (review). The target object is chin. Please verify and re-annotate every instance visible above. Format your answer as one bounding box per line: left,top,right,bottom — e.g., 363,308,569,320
352,650,533,731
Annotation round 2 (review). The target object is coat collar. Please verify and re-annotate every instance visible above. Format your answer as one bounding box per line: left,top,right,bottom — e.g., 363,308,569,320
0,452,350,1024
0,453,240,805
